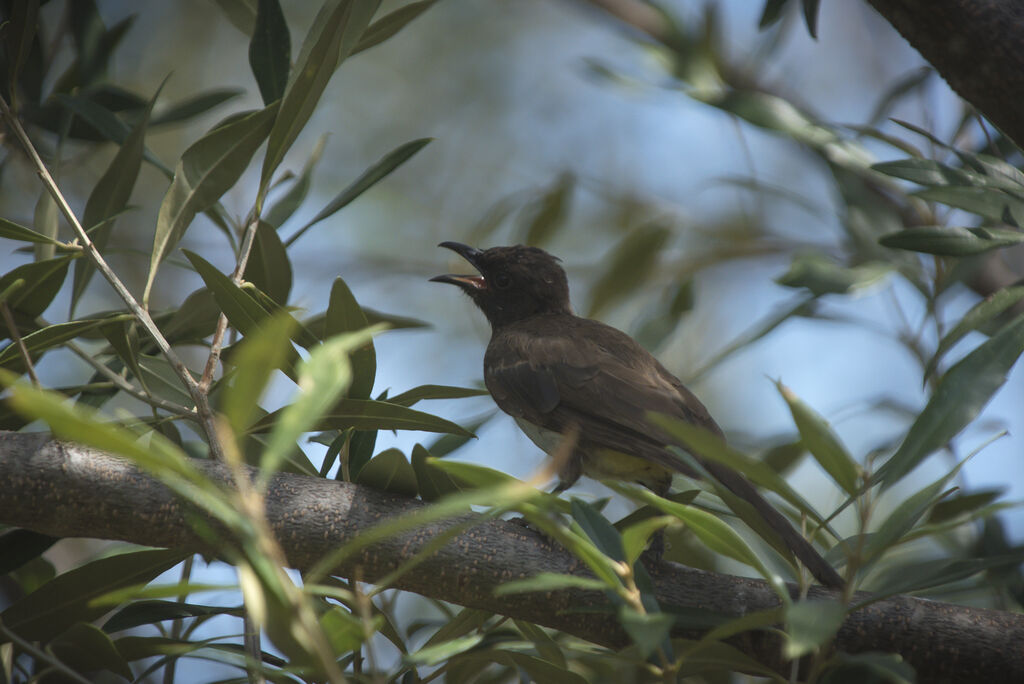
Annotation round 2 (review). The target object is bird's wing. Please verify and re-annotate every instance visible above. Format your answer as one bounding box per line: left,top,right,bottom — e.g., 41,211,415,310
484,321,720,454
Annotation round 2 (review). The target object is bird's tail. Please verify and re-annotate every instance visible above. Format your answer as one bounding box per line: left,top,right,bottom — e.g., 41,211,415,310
701,460,844,589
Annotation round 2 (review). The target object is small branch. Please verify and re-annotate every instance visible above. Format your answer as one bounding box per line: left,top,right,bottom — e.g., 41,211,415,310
0,432,1021,682
0,94,225,460
1,302,39,386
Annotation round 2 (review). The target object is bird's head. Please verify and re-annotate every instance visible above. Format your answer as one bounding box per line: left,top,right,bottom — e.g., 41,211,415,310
430,242,571,328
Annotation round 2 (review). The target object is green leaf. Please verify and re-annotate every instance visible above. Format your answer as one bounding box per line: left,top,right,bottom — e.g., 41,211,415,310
494,572,608,596
914,186,1024,224
355,447,418,497
0,529,59,574
50,622,133,680
103,600,241,633
5,0,39,94
0,549,185,642
776,252,891,296
880,225,1024,257
0,256,74,336
74,83,157,313
150,89,245,127
862,478,957,564
801,0,820,39
353,0,438,55
243,220,293,304
616,484,773,580
251,398,472,436
260,0,380,192
411,443,463,501
0,318,113,373
520,172,573,246
326,276,375,398
621,516,673,567
260,328,379,479
32,186,57,261
926,489,1004,524
872,158,972,186
249,0,291,105
866,553,1024,599
388,384,489,407
264,134,327,228
406,634,484,666
286,137,431,246
776,381,860,495
570,498,625,561
758,0,789,29
587,222,669,317
619,607,674,659
423,458,515,490
925,285,1024,378
877,313,1024,488
0,217,64,246
221,313,296,436
784,599,844,658
145,103,279,303
320,605,370,654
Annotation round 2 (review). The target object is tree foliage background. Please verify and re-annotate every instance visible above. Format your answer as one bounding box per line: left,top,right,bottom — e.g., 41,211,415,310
0,0,1022,682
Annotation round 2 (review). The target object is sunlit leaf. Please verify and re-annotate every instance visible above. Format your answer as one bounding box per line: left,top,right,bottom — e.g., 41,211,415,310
776,381,860,495
221,313,296,436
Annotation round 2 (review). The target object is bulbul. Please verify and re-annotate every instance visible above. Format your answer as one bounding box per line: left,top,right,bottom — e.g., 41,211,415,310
431,241,843,589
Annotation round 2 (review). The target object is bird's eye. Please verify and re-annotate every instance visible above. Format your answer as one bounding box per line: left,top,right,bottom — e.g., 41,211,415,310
492,273,511,289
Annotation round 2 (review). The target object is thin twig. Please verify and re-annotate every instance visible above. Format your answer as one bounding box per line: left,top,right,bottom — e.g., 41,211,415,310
200,217,262,392
1,301,39,386
0,94,224,460
64,340,198,421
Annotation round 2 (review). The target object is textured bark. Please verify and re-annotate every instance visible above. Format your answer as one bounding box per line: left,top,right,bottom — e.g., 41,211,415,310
0,432,1022,682
867,0,1024,149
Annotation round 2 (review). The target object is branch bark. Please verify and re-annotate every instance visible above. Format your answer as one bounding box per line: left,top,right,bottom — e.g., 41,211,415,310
0,432,1021,682
866,0,1024,149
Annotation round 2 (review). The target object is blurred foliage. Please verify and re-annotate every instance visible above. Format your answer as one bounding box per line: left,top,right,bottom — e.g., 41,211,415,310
0,1,1021,682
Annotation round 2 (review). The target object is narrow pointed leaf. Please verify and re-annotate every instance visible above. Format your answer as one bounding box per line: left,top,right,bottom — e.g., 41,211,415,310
260,0,380,192
1,549,186,641
877,313,1024,488
326,276,375,398
355,447,418,497
411,443,463,501
388,384,489,407
74,85,156,312
880,225,1024,257
146,104,278,302
776,381,860,495
243,220,293,304
0,318,114,373
264,134,327,228
0,217,63,245
50,622,133,680
352,0,438,55
287,137,431,245
250,397,472,437
925,285,1024,378
249,0,291,105
222,313,296,436
150,89,245,127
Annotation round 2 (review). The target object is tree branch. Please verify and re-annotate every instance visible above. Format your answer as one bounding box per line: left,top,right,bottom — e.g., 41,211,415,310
866,0,1024,150
0,432,1021,681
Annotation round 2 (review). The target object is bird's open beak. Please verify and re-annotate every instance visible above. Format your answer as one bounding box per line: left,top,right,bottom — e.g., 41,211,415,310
430,241,487,290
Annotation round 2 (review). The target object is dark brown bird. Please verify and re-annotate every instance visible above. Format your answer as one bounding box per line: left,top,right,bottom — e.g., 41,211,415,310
431,241,842,588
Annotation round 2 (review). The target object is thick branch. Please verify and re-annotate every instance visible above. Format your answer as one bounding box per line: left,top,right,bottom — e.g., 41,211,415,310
0,432,1021,682
867,0,1024,149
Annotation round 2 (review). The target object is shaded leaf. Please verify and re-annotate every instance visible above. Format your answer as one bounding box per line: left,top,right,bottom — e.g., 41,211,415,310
1,549,185,642
243,220,293,304
249,0,291,105
570,498,625,561
878,313,1024,487
915,186,1024,225
494,573,607,596
588,222,669,317
0,529,59,574
619,607,674,660
411,443,463,501
264,134,327,228
926,285,1024,378
353,0,438,55
103,600,241,633
388,384,488,407
260,0,380,192
0,216,63,245
50,622,133,680
926,489,1004,524
0,318,113,373
222,313,296,436
287,137,431,246
356,447,418,497
74,83,156,312
146,103,279,302
784,599,844,658
150,88,245,127
326,276,375,398
251,398,472,436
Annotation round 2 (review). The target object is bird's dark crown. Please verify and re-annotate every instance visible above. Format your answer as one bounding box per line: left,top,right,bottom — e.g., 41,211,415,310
431,242,572,328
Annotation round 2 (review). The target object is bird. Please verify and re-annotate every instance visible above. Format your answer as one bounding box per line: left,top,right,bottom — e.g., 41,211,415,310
430,241,843,589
